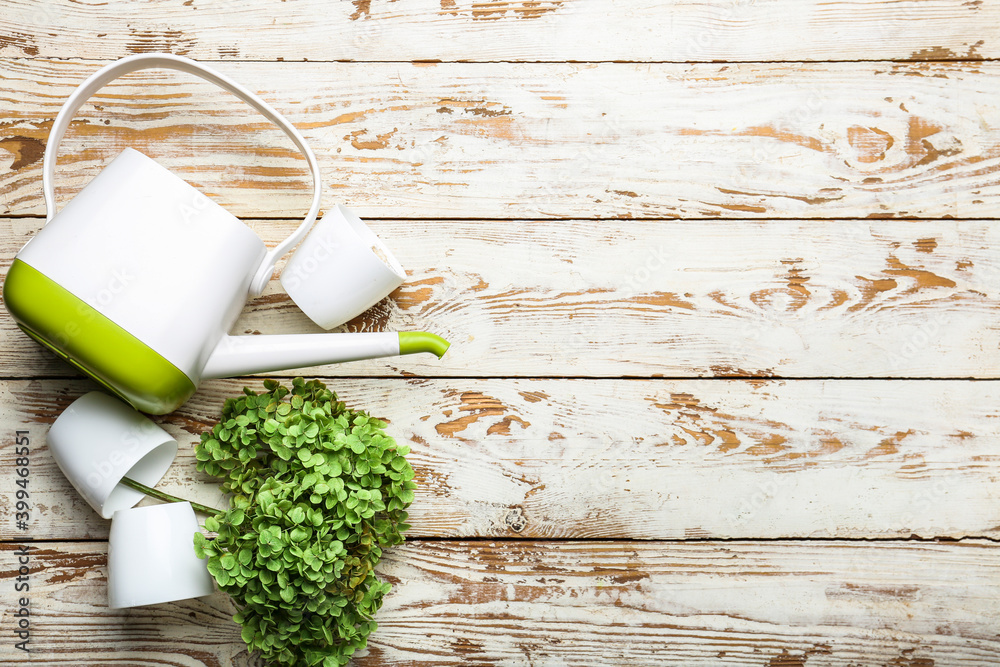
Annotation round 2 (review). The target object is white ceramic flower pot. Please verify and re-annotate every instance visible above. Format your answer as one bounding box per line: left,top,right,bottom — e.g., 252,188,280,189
46,392,177,519
281,204,407,329
107,502,215,608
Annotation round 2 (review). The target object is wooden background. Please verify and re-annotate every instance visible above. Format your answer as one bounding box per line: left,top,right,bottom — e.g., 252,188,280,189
2,0,1000,664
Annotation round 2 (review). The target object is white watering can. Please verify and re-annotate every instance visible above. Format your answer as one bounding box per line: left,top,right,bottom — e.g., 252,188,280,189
3,54,449,414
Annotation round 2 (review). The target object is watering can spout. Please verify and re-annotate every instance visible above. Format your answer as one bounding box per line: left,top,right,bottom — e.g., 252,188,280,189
398,331,451,359
202,331,450,380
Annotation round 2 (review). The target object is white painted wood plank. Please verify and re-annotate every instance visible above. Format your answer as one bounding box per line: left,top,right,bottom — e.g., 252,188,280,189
2,540,998,665
3,378,999,542
1,0,997,62
4,217,999,378
2,61,1000,219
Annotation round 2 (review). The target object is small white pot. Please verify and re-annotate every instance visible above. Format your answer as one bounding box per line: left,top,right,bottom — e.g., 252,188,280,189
47,391,177,519
280,204,407,330
108,502,215,608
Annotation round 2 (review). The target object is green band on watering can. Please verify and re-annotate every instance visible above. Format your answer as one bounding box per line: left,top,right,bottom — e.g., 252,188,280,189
3,259,196,414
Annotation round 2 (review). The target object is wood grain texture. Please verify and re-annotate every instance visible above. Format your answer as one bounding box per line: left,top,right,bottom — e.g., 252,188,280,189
0,0,997,62
2,540,999,666
5,217,1000,379
3,378,1000,542
3,6,999,665
3,61,1000,219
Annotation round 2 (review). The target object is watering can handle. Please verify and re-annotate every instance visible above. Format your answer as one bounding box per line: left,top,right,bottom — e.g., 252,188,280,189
41,53,323,298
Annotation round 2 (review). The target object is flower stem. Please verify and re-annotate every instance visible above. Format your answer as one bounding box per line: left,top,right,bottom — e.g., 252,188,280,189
120,476,221,516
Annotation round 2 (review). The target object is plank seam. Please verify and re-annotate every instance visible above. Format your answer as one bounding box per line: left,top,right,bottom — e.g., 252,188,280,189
2,535,998,545
1,58,999,65
7,215,1000,222
3,375,999,381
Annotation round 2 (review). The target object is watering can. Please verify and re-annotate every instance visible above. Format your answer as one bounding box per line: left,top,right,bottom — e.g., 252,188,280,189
3,54,449,415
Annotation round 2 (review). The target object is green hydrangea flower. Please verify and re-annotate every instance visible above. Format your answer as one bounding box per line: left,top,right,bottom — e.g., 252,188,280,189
193,378,415,666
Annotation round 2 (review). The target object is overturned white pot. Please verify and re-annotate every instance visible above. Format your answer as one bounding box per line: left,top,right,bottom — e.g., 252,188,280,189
47,391,177,519
281,204,407,330
108,501,215,608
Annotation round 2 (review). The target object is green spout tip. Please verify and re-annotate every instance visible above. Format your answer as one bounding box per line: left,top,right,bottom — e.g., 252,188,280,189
398,332,450,359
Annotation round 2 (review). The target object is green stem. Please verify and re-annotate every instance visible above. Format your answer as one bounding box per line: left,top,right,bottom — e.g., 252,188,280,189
120,476,222,516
